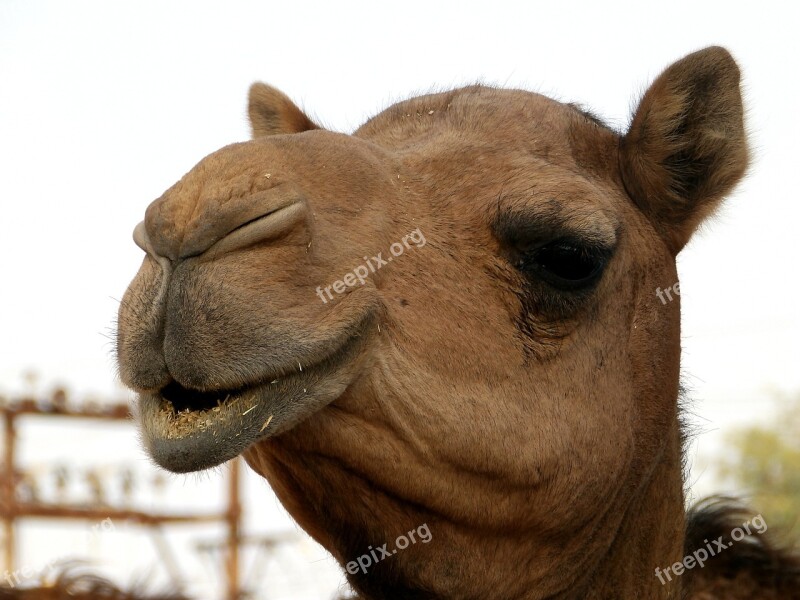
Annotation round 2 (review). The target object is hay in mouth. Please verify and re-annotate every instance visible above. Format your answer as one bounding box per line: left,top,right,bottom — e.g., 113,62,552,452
158,381,258,439
161,380,240,412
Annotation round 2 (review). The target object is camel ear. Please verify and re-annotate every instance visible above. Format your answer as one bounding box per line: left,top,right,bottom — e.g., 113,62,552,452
620,47,748,254
247,83,318,138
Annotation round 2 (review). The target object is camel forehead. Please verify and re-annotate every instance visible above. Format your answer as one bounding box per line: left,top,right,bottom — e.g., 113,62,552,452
143,132,390,259
356,84,621,206
358,85,611,151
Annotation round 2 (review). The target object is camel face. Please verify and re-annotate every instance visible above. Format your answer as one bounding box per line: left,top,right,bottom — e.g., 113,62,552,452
118,131,399,471
118,87,648,479
118,47,749,598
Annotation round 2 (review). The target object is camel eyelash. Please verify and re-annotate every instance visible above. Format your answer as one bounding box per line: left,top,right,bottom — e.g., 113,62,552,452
492,207,616,293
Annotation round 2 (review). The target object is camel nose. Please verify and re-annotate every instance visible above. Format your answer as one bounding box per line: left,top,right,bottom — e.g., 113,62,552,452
132,220,177,273
132,218,173,305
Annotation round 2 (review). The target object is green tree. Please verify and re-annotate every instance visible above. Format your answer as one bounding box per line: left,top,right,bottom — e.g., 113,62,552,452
716,391,800,531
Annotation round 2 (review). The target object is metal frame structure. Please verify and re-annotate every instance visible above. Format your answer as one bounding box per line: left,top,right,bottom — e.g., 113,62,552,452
0,390,242,599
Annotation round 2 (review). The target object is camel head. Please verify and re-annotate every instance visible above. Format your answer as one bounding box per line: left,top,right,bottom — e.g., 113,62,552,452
117,47,748,598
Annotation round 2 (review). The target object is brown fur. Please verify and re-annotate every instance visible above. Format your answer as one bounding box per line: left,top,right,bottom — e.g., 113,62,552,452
116,48,797,598
620,46,748,254
248,83,318,137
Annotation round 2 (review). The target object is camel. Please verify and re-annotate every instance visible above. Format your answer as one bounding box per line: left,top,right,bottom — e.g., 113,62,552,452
116,47,800,599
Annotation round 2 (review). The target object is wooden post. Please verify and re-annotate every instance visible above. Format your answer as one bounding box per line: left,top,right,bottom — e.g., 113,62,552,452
2,411,16,571
226,457,242,600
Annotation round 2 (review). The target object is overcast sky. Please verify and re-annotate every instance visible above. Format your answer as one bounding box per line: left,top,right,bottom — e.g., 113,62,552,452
1,1,798,597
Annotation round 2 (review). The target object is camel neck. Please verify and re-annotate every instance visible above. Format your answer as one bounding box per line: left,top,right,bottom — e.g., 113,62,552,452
576,422,686,599
244,411,687,600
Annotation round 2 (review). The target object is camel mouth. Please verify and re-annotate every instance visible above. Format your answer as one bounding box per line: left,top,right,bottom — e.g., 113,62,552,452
135,316,373,473
156,380,265,437
159,379,261,416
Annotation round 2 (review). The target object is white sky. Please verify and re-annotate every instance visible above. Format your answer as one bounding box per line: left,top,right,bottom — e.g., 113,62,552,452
1,1,799,597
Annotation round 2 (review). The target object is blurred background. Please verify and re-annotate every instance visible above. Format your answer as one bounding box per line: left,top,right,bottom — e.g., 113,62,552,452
1,1,798,598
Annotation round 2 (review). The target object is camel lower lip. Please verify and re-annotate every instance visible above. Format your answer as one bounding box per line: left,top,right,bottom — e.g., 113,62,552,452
137,380,284,473
135,320,372,473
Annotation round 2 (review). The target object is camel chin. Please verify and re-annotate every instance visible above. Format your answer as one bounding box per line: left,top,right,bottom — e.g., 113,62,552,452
136,322,371,473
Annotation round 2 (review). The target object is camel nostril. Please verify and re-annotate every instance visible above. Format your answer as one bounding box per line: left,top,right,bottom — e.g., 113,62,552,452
202,200,306,260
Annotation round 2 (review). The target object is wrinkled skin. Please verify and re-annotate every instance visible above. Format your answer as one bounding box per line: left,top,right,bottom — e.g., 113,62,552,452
118,48,752,599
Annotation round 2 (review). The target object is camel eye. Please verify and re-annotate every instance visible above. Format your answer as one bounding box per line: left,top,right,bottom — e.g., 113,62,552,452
519,240,609,291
